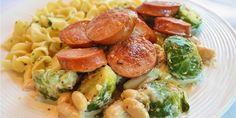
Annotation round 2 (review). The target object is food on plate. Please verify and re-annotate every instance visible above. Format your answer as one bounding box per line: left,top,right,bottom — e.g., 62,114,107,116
122,98,149,118
164,36,202,84
154,17,191,36
141,80,189,118
133,18,157,43
71,91,88,111
177,5,202,29
104,100,131,118
197,46,216,66
176,5,202,35
78,65,117,111
121,89,150,107
136,1,180,17
139,15,156,28
123,67,160,89
57,92,72,104
106,80,189,118
105,95,150,118
86,8,138,45
154,44,166,63
107,35,157,78
59,20,93,48
57,91,89,118
2,0,216,117
32,69,78,100
57,102,83,118
56,48,107,72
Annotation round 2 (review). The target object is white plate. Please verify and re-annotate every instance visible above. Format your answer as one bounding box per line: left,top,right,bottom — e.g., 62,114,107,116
1,0,236,118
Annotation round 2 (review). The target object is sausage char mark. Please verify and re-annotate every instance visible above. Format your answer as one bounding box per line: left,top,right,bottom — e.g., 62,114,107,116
107,36,157,78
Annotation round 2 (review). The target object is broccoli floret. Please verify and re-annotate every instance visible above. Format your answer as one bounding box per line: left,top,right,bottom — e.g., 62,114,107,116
32,69,78,100
141,80,189,118
78,65,117,111
164,36,202,84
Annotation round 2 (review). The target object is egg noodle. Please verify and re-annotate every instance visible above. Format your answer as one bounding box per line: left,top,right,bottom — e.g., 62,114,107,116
1,0,142,89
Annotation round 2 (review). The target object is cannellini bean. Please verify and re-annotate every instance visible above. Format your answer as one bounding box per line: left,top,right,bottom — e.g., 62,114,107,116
57,102,84,118
57,92,72,104
122,98,149,118
104,101,131,118
121,89,139,99
72,91,88,111
121,89,150,107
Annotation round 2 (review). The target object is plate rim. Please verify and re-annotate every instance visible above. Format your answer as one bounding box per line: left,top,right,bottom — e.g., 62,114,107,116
188,0,236,117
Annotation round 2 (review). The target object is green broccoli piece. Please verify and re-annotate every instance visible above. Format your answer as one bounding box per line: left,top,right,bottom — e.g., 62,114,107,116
164,36,202,84
176,5,202,35
32,69,78,100
141,80,189,118
78,65,117,111
177,5,202,29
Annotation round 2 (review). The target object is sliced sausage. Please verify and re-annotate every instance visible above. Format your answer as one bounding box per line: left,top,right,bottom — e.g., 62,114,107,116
153,17,191,36
86,8,138,45
56,48,107,72
136,1,180,17
59,20,93,48
107,36,157,78
133,18,156,43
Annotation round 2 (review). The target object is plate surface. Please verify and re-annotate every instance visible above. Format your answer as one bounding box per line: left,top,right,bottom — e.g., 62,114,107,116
1,0,236,118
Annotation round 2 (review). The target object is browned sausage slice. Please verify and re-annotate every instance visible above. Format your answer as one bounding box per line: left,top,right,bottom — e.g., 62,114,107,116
86,8,138,45
133,18,156,43
56,48,107,72
60,21,93,48
153,17,191,36
136,1,180,17
107,36,157,78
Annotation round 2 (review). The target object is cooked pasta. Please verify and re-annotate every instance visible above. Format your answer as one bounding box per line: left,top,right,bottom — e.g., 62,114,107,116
1,0,142,90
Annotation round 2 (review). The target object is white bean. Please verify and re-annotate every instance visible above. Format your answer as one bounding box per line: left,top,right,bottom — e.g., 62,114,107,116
72,91,88,111
121,89,139,99
122,98,149,118
104,101,131,118
57,92,72,104
57,102,84,118
121,89,150,108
